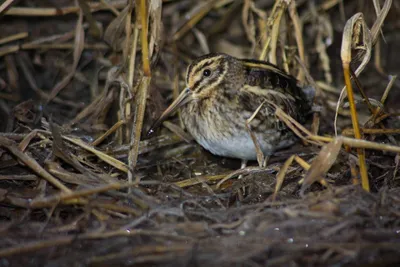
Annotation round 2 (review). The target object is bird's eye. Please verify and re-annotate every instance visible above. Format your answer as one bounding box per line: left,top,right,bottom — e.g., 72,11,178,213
203,69,211,77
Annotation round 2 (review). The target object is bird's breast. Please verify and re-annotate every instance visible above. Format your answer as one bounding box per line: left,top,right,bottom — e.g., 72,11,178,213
180,101,293,160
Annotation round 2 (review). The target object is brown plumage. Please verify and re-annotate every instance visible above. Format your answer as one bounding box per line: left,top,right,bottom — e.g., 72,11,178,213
149,53,313,160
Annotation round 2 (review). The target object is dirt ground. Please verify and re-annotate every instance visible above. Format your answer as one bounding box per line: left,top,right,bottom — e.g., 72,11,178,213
1,0,400,266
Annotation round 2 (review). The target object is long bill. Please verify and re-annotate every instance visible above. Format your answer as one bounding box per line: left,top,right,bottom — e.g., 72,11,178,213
147,88,193,136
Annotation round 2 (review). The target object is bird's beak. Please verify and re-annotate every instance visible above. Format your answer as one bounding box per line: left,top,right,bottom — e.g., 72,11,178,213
147,88,193,136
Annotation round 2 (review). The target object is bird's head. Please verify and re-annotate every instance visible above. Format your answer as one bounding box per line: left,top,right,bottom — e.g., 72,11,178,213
148,53,243,135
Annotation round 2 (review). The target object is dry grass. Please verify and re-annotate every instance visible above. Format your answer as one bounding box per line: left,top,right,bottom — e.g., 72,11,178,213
1,0,400,266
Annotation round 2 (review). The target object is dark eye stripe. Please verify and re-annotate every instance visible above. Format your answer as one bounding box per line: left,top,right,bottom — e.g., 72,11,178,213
191,61,214,79
192,62,226,92
192,80,202,91
196,61,214,72
187,60,214,82
194,75,219,93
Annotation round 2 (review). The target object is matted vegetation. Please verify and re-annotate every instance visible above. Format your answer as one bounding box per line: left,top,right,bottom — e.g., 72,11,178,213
1,0,400,266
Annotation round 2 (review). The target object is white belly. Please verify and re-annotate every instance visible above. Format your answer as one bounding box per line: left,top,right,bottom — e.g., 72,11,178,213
195,131,291,160
182,104,296,160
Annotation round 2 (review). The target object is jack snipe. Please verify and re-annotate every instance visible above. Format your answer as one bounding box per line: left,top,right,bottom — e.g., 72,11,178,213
149,53,313,161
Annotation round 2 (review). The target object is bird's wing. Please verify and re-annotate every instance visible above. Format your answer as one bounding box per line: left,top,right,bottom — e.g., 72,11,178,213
235,85,295,133
241,59,298,93
239,85,297,116
240,59,311,117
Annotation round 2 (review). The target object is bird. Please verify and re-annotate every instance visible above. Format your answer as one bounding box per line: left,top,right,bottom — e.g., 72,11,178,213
148,53,313,163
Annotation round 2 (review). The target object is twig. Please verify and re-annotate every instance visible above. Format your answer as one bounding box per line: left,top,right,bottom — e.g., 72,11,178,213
0,0,15,15
4,0,127,16
0,32,28,45
0,136,71,193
